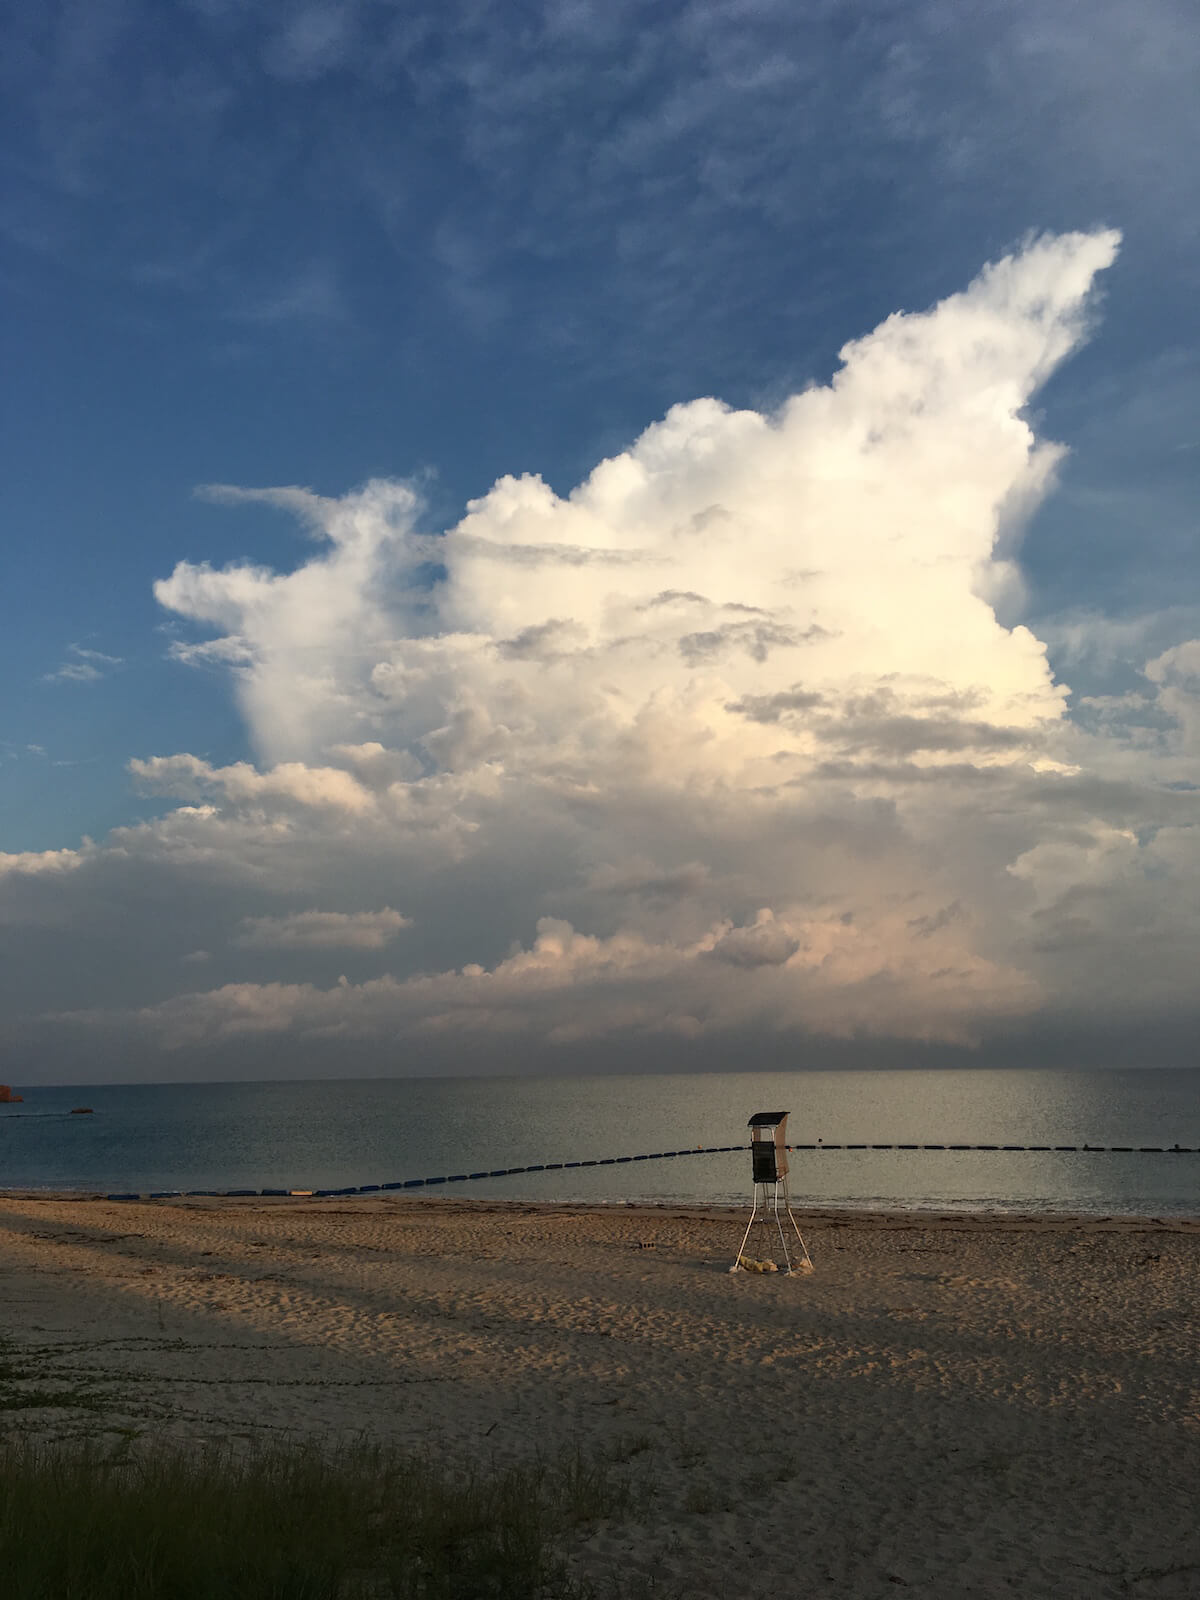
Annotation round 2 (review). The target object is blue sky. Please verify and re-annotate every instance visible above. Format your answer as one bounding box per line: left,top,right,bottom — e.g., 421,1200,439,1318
2,1,1198,1080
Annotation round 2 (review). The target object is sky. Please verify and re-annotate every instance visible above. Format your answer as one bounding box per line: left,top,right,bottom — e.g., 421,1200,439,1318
2,0,1199,1084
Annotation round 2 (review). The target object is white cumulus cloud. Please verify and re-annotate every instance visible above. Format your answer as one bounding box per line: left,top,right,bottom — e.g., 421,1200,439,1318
10,227,1200,1075
157,232,1123,781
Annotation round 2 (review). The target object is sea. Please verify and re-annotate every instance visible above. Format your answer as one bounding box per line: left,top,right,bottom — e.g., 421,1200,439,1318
2,1069,1199,1216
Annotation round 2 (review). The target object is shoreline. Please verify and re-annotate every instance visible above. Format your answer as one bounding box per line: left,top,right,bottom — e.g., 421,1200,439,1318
2,1187,1199,1228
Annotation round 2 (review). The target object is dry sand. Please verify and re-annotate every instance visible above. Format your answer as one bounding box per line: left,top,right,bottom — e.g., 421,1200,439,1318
1,1193,1198,1598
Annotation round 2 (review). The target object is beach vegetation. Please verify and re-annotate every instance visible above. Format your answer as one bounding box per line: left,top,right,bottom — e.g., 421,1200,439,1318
681,1482,728,1516
0,1384,109,1413
664,1426,705,1470
0,1434,656,1599
605,1432,654,1464
557,1442,649,1523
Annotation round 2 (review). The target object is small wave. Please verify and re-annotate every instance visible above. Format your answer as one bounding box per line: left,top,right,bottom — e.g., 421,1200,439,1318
0,1111,91,1119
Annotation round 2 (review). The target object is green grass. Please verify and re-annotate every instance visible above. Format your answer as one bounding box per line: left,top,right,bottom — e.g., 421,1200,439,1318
0,1436,621,1599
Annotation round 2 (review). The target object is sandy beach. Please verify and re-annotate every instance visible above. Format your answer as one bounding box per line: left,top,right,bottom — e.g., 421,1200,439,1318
1,1194,1197,1598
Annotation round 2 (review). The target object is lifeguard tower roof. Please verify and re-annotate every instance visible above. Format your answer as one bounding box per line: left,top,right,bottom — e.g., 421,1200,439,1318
747,1111,788,1128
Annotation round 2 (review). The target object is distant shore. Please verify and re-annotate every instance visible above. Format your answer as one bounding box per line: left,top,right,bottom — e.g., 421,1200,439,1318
1,1194,1197,1597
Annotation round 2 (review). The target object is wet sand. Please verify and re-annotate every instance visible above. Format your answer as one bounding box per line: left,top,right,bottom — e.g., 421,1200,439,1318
1,1193,1197,1598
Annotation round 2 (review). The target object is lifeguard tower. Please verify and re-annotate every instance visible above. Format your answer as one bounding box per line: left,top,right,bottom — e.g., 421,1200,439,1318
730,1111,813,1275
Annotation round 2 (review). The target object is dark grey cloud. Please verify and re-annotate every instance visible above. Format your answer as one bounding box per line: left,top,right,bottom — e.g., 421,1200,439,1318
728,687,825,723
496,619,587,660
708,916,801,969
678,621,803,666
824,714,1035,758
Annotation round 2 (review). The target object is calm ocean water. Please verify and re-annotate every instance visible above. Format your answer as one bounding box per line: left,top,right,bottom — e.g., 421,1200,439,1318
2,1069,1198,1216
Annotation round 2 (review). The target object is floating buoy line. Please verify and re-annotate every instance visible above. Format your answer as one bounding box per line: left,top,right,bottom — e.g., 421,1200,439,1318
74,1138,1200,1203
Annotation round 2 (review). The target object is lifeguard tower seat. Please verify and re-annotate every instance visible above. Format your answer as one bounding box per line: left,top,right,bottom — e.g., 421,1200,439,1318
732,1110,813,1275
748,1111,789,1184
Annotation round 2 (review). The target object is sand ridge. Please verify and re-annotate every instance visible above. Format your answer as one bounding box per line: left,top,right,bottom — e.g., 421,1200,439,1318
1,1195,1198,1598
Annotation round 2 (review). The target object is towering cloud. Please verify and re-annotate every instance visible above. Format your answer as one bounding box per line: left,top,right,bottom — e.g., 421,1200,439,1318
161,232,1118,781
8,227,1199,1076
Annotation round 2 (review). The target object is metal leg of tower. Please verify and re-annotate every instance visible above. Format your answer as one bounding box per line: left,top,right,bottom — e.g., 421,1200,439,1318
782,1177,814,1270
772,1184,794,1273
731,1187,762,1271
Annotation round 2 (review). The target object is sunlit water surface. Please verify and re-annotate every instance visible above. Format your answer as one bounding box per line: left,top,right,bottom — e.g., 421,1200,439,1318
2,1070,1198,1215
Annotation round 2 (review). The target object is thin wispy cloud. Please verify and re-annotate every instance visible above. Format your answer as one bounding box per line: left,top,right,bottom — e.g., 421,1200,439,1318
43,645,122,685
228,262,348,329
234,908,412,951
